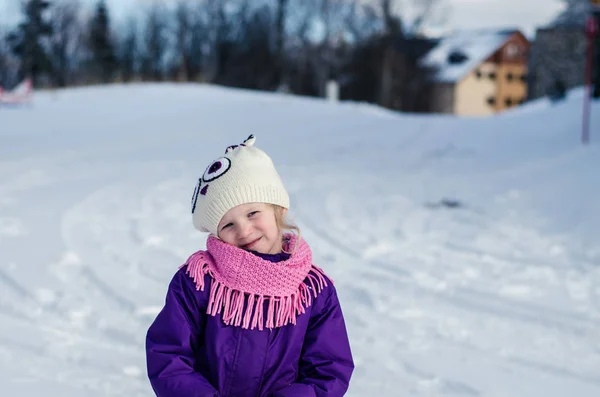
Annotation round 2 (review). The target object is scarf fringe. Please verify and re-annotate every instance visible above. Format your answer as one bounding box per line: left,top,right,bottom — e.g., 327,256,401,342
181,252,329,331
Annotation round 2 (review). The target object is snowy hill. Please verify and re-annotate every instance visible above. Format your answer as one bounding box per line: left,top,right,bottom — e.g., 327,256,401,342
1,83,599,397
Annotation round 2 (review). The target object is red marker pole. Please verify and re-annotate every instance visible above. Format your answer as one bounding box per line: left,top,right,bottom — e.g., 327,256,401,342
583,16,597,145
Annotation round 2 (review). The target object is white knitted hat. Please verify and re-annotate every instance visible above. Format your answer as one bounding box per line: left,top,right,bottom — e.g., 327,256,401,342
191,135,290,235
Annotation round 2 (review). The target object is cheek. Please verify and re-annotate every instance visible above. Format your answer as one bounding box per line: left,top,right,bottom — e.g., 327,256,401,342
258,215,280,236
218,229,235,243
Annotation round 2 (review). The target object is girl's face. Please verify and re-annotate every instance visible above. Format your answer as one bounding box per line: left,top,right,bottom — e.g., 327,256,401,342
217,202,285,255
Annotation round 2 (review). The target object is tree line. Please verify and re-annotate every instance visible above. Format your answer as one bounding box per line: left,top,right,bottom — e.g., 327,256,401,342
0,0,445,112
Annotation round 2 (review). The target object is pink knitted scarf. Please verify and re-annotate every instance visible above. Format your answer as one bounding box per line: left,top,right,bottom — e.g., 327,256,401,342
181,234,330,330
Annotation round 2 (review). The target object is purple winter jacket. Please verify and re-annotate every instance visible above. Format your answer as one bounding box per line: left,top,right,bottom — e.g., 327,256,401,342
145,251,354,397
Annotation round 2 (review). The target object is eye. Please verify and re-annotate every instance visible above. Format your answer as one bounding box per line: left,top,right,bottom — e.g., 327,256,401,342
248,211,259,217
221,222,233,230
203,157,231,182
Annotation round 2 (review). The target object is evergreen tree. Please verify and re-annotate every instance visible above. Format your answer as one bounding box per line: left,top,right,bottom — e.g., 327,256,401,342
7,0,53,86
89,0,116,83
0,26,9,88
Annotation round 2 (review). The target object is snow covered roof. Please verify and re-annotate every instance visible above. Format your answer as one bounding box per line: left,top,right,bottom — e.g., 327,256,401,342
422,29,517,84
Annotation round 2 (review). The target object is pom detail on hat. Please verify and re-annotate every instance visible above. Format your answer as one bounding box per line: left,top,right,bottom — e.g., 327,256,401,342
225,134,255,154
243,134,256,146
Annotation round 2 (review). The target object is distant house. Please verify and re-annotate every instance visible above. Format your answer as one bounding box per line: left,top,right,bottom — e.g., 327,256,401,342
527,4,592,101
527,26,586,101
422,29,530,116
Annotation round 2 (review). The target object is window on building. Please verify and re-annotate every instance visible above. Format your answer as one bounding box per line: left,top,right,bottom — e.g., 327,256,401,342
448,50,468,64
475,70,482,79
487,97,496,106
488,72,497,80
519,98,526,105
520,74,528,82
505,98,513,107
507,72,514,82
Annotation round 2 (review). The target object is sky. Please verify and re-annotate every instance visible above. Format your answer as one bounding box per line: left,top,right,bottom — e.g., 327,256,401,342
0,0,568,38
0,81,599,396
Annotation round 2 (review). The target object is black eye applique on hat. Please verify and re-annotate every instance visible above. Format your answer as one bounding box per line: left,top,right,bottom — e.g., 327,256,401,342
191,135,255,215
203,157,231,182
191,157,232,214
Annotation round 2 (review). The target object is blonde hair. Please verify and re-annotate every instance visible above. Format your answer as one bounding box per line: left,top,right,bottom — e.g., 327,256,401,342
271,204,301,254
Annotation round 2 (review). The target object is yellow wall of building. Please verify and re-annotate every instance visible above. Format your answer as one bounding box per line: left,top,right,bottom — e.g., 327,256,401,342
495,64,528,111
454,62,497,116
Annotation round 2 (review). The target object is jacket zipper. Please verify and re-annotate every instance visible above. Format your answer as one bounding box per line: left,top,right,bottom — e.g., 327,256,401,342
223,329,243,397
255,328,272,397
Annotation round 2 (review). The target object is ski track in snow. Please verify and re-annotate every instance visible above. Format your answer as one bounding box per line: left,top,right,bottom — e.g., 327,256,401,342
289,176,600,394
0,160,164,396
309,227,598,337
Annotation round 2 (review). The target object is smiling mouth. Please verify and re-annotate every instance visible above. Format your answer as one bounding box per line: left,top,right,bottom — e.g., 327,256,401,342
242,237,261,250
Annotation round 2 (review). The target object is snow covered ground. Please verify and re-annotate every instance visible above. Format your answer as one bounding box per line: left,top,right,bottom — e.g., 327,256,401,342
0,83,599,396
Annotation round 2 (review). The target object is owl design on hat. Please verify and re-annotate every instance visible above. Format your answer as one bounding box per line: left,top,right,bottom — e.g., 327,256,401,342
191,135,290,235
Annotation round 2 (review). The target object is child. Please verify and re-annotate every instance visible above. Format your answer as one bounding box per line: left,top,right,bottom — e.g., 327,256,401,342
145,135,354,397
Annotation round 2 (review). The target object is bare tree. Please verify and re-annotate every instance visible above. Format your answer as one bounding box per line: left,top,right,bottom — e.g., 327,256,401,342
409,0,448,35
187,5,209,82
343,0,381,43
280,0,355,96
314,0,333,96
173,0,192,81
49,0,83,87
274,0,289,85
377,0,402,107
170,0,210,82
117,17,139,82
220,4,277,89
380,0,401,34
373,0,445,108
291,0,353,96
205,0,234,82
333,0,439,111
283,0,316,94
141,3,168,81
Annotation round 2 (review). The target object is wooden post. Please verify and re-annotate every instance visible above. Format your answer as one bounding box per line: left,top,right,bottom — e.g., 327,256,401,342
326,80,339,102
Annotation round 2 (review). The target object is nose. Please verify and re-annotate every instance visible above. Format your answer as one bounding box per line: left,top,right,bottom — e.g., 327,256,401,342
237,220,253,240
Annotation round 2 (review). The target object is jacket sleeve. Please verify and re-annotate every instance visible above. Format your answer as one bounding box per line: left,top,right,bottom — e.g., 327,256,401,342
146,269,219,397
272,283,354,397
